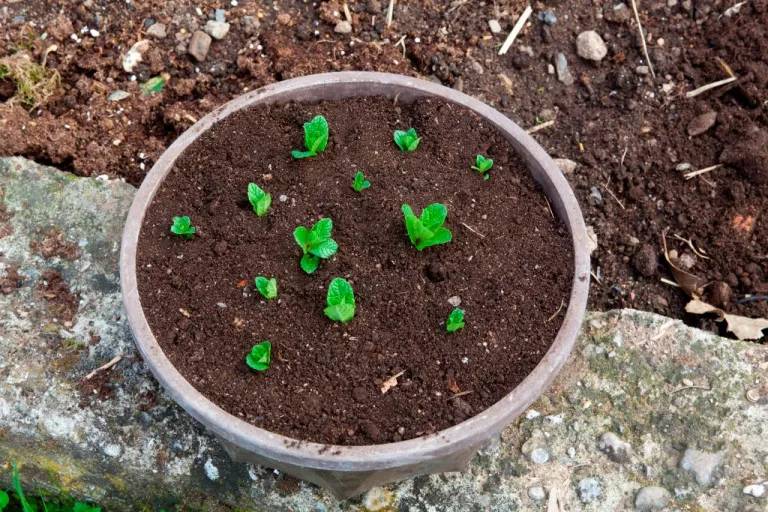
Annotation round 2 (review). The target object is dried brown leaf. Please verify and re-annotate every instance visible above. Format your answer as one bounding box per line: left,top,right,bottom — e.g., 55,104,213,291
661,229,706,296
685,299,768,340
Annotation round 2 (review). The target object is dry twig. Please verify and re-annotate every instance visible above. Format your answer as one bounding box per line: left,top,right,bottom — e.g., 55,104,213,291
498,5,533,55
684,164,722,180
84,355,122,380
386,0,395,26
685,76,737,98
547,299,565,322
630,0,656,78
461,222,486,238
527,119,555,134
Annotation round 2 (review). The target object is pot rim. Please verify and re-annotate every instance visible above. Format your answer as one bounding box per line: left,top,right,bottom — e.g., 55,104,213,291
120,71,590,470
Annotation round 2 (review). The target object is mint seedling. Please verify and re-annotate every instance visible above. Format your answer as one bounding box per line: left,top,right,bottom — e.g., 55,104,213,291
393,127,421,152
472,154,494,180
351,170,371,192
446,308,465,333
254,276,277,300
170,215,196,239
324,277,356,323
401,203,453,250
247,182,272,217
291,115,329,159
293,217,338,274
246,340,272,372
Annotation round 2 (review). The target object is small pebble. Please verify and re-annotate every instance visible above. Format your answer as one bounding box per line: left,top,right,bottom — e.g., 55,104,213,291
576,30,608,61
279,194,288,203
686,111,717,137
555,53,574,85
214,8,226,22
743,483,766,498
636,65,650,75
578,477,602,503
528,486,546,501
205,20,230,40
146,22,167,38
448,296,461,307
530,447,550,464
334,20,352,34
553,158,578,174
598,432,632,462
635,486,671,511
538,10,557,25
488,19,502,33
188,30,212,62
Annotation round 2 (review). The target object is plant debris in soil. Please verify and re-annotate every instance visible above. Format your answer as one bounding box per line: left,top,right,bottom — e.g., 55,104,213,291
2,0,767,336
136,96,573,445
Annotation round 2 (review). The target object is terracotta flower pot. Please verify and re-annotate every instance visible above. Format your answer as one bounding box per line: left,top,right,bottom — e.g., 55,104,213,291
120,72,590,499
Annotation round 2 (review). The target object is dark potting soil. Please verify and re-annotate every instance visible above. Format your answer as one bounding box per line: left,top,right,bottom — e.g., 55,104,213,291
136,96,573,445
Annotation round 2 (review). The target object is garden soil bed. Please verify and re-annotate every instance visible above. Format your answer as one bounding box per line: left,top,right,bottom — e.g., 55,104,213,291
2,0,767,336
135,96,573,445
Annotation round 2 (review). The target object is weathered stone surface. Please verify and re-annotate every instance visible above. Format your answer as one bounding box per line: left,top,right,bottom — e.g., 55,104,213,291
1,157,767,511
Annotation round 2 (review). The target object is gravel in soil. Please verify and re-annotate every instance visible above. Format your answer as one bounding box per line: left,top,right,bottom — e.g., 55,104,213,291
136,96,573,445
1,1,766,332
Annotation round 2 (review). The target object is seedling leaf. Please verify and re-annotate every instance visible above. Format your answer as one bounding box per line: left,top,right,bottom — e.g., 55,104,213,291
324,277,356,323
72,503,101,512
292,115,329,159
401,203,453,251
352,170,371,192
0,490,9,511
246,340,271,372
446,308,465,333
294,217,338,273
471,154,494,179
247,182,272,217
310,238,339,259
140,73,168,95
393,127,421,152
254,276,278,300
170,215,196,239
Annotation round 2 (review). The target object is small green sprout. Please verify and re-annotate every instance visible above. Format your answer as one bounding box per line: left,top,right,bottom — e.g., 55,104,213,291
291,115,329,159
170,215,196,239
246,341,272,372
401,203,453,251
393,127,421,152
351,170,371,192
293,217,338,274
11,463,33,512
472,154,494,180
247,182,272,217
254,276,277,300
324,277,356,323
446,308,465,333
140,73,168,95
0,490,8,511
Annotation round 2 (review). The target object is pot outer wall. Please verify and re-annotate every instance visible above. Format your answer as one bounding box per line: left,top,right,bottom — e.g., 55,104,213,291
119,72,590,499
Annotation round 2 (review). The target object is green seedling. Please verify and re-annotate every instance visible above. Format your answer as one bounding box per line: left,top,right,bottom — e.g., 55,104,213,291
472,154,494,180
393,127,421,152
0,490,8,512
246,341,271,372
140,73,168,95
401,203,453,250
254,276,277,300
291,115,329,159
324,277,355,323
247,182,272,217
11,463,33,512
293,217,338,274
446,308,465,333
351,170,371,192
170,215,196,239
2,463,100,512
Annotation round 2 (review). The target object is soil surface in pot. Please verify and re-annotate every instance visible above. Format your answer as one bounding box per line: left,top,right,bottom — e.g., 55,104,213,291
136,96,573,445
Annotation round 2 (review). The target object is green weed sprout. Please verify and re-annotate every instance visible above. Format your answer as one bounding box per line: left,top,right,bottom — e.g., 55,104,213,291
393,127,421,152
293,217,338,274
170,216,196,239
291,115,329,159
247,183,272,217
446,308,465,333
472,154,494,180
401,203,453,250
254,276,277,300
324,277,355,323
351,170,371,192
246,341,272,372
